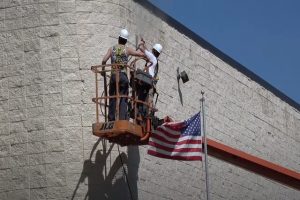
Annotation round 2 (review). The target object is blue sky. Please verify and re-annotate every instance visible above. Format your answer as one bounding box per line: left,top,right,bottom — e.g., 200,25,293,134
149,0,300,104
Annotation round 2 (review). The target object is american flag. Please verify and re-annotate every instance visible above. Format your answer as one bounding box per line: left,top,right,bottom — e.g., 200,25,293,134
148,113,202,161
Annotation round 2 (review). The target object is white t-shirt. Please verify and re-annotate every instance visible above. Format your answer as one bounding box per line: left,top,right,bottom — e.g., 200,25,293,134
145,50,157,77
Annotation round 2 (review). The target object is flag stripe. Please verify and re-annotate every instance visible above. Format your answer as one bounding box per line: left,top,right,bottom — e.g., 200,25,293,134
151,130,179,143
150,137,201,148
156,127,181,138
163,122,185,131
148,150,202,161
151,132,202,145
149,141,202,152
148,147,202,157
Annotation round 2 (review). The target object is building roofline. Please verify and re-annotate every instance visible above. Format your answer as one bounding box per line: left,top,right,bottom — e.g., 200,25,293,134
135,0,300,111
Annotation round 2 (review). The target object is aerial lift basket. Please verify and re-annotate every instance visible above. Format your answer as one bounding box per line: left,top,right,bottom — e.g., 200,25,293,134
91,59,156,146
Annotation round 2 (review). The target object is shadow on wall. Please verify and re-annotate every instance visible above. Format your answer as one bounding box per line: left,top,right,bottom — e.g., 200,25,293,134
72,139,140,200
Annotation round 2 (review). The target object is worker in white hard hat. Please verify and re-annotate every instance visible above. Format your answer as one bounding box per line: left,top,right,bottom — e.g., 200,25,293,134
137,38,163,117
102,29,145,121
138,38,162,78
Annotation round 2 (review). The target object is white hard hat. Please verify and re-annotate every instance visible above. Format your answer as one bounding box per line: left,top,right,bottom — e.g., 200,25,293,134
153,43,162,53
119,29,129,40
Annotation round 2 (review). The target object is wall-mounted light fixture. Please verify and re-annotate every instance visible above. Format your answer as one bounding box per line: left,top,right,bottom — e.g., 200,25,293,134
177,70,189,84
176,68,189,106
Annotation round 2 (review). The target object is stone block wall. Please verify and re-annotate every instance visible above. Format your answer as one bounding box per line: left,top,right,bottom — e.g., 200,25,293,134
0,0,299,199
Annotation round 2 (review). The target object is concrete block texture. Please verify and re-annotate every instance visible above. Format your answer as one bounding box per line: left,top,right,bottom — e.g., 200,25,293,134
0,0,299,199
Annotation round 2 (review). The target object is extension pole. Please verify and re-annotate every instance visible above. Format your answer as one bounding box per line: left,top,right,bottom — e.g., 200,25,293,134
201,91,210,200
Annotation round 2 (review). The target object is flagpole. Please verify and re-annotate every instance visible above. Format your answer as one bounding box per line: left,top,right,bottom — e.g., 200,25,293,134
201,91,210,200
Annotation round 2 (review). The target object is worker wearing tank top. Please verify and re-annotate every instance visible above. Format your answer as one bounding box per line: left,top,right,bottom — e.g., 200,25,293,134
102,29,145,121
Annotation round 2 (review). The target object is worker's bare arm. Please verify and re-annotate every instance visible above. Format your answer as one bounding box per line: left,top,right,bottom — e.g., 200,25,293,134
137,38,147,53
102,47,112,65
127,47,145,58
137,43,145,53
101,47,112,75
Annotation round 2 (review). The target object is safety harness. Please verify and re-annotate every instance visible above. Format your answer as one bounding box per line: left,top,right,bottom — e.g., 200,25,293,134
111,45,128,73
